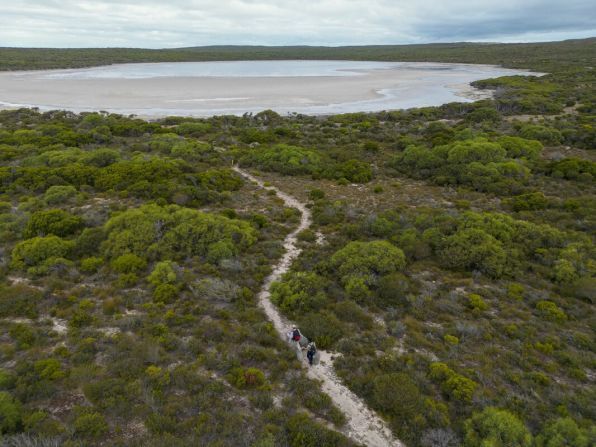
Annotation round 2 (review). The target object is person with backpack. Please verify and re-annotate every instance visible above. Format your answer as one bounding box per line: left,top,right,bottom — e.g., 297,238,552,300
306,342,317,366
291,326,302,343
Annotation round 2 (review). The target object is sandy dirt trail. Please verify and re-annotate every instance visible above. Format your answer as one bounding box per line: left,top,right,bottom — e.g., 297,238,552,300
233,166,403,447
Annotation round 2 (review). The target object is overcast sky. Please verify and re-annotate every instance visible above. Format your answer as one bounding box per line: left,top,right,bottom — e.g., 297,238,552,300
1,0,594,48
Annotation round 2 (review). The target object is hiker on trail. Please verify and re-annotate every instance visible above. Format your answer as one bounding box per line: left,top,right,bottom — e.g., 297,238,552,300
290,326,302,343
307,342,317,366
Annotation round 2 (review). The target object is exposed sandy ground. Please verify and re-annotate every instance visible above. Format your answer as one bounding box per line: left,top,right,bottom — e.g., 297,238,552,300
0,62,532,117
233,166,403,447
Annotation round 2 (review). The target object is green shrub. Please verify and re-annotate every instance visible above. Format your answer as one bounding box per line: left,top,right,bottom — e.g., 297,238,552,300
429,362,478,402
241,144,322,176
536,301,567,322
464,407,532,447
147,260,179,286
82,148,120,167
337,159,373,183
175,121,211,136
444,334,460,346
467,107,501,123
24,209,83,238
74,227,105,257
73,412,108,439
271,272,327,315
145,365,171,389
372,373,422,417
308,189,325,200
331,240,406,297
11,236,73,269
285,413,351,447
116,273,138,288
111,253,147,274
102,203,256,260
199,169,243,192
43,185,77,205
497,136,543,160
467,293,489,312
507,283,525,300
80,256,103,273
519,124,562,145
206,240,235,263
298,312,344,349
228,367,266,389
0,391,21,434
0,369,15,389
153,284,178,304
505,192,549,211
569,276,595,303
439,229,506,278
9,323,36,349
535,417,590,447
34,358,66,380
0,285,41,319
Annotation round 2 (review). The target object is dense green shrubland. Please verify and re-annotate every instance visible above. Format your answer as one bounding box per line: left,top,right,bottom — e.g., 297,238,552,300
0,38,594,446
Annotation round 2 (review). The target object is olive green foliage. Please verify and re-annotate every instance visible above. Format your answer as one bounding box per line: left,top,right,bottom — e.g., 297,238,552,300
518,124,562,145
102,203,257,261
241,144,322,176
535,418,591,447
147,260,179,286
504,192,549,211
0,391,22,434
546,158,595,182
330,240,406,299
239,144,373,183
11,236,74,269
372,373,422,417
429,363,478,403
228,367,266,389
463,407,532,447
80,256,103,273
0,39,591,73
0,39,593,447
392,137,532,194
285,413,353,447
467,294,489,311
24,209,84,238
43,185,77,204
496,136,543,160
270,272,327,315
535,300,567,322
73,412,108,439
439,228,507,277
110,253,147,274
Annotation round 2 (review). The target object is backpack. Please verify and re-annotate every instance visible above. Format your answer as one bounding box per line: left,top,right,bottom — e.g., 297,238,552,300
292,330,301,341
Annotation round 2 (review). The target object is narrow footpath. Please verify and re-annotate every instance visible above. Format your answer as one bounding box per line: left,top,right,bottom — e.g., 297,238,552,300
233,166,403,447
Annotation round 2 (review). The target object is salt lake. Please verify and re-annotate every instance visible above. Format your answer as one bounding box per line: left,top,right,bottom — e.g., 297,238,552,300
0,60,538,117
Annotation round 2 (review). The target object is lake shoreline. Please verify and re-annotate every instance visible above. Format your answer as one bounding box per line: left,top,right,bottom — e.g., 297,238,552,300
0,61,538,117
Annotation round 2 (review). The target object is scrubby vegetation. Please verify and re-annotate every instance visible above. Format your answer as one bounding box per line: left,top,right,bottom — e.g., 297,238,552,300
0,110,355,446
0,38,594,446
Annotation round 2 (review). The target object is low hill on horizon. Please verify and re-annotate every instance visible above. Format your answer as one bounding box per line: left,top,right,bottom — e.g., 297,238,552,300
0,37,594,72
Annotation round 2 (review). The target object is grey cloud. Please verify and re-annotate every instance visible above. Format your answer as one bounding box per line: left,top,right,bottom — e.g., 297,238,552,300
0,0,594,47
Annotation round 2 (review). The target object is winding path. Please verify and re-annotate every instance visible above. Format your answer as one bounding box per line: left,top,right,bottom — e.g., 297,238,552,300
233,166,403,447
